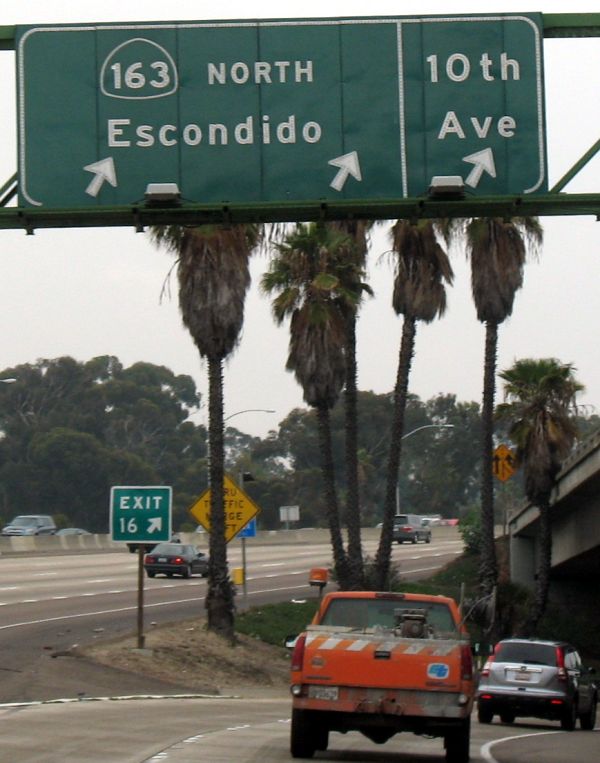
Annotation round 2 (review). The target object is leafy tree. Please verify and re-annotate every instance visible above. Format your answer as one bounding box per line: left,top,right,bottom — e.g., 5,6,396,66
374,220,453,590
151,224,262,641
497,358,583,629
0,356,203,532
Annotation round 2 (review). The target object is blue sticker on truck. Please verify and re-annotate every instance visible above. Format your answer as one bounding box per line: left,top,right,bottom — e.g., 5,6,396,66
427,663,450,679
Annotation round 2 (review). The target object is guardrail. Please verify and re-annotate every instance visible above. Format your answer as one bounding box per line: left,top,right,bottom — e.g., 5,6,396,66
0,525,460,556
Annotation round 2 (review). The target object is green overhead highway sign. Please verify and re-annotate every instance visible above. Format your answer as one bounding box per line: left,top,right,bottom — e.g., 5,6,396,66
16,14,547,211
110,485,172,543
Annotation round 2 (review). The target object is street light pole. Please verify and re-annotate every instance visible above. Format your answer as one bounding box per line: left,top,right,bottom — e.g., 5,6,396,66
224,408,275,423
396,424,455,515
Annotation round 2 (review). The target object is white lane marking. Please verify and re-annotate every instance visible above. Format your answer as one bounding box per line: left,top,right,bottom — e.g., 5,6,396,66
0,584,309,631
89,578,112,583
51,596,68,600
0,586,19,591
31,572,59,577
261,563,285,568
480,730,562,762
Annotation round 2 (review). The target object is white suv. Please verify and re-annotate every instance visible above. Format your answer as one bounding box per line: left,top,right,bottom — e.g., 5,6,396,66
477,638,597,730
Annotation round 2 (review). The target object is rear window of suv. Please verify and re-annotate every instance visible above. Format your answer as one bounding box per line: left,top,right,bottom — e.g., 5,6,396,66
495,642,557,666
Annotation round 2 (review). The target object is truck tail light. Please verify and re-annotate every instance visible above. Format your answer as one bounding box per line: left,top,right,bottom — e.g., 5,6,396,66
291,634,307,672
556,647,567,681
460,643,473,681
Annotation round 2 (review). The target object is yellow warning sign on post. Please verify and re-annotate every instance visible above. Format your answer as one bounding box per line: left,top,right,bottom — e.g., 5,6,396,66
493,444,517,482
188,474,260,543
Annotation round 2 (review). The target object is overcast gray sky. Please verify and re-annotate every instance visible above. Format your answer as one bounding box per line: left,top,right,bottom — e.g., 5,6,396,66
1,1,598,437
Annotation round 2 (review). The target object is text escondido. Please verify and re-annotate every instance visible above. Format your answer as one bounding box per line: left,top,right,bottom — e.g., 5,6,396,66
107,116,322,147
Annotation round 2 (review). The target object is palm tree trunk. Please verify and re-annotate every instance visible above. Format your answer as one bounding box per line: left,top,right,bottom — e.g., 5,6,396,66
205,355,235,641
374,316,416,590
344,313,364,589
480,321,498,597
316,404,349,588
530,502,552,631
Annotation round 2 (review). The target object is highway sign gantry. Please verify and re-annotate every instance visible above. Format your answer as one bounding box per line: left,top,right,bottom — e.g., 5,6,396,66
110,485,172,543
189,474,260,543
16,14,546,212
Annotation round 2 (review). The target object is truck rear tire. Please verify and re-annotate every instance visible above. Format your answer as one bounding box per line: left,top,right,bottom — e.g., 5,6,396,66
579,694,597,730
291,708,316,758
445,718,470,763
477,705,493,724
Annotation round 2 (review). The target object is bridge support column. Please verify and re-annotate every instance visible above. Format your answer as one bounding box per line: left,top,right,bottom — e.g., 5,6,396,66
510,535,537,588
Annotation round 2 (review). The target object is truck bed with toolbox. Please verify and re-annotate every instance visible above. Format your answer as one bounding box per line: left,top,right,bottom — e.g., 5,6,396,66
289,590,475,762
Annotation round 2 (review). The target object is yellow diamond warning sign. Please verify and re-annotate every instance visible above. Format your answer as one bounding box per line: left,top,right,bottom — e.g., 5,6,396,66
493,444,517,482
188,474,260,543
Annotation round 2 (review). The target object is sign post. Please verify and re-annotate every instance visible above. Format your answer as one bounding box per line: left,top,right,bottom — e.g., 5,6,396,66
237,517,257,605
109,485,172,648
189,475,260,605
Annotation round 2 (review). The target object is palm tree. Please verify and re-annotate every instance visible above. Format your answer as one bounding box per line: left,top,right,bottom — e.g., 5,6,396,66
151,224,262,641
374,220,453,589
262,222,364,587
497,358,582,630
461,217,542,599
327,221,374,589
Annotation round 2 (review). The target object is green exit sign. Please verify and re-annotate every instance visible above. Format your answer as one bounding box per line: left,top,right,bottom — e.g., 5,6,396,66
110,486,172,543
16,14,546,212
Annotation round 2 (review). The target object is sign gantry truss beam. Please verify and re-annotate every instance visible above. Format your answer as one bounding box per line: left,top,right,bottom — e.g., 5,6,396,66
1,14,599,232
1,193,600,233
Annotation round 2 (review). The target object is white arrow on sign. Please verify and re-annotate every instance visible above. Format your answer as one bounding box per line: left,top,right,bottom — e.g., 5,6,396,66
83,157,117,197
147,517,163,534
462,148,496,188
328,151,362,192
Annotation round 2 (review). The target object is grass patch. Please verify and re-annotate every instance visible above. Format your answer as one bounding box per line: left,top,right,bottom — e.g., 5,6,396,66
236,598,320,646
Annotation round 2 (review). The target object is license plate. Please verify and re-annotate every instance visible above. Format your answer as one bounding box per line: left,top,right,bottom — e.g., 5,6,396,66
514,671,531,681
158,557,167,562
309,686,339,701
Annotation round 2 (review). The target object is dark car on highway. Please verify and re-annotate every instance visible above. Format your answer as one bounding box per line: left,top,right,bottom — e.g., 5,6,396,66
477,638,597,730
144,542,208,579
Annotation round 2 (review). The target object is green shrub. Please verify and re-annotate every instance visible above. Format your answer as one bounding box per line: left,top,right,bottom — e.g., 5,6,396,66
236,599,320,645
458,506,482,555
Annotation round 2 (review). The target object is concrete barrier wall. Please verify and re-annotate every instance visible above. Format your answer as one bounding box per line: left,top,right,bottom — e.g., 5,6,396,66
0,525,460,556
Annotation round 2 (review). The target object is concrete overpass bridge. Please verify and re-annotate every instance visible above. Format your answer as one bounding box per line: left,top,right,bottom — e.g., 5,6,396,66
509,428,600,587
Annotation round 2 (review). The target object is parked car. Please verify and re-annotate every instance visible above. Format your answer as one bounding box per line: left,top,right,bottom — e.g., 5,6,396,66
477,638,598,730
392,514,432,544
143,542,208,579
56,527,91,535
1,514,57,536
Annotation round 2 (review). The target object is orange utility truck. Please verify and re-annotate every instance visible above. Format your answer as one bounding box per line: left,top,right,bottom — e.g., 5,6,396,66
289,591,475,762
